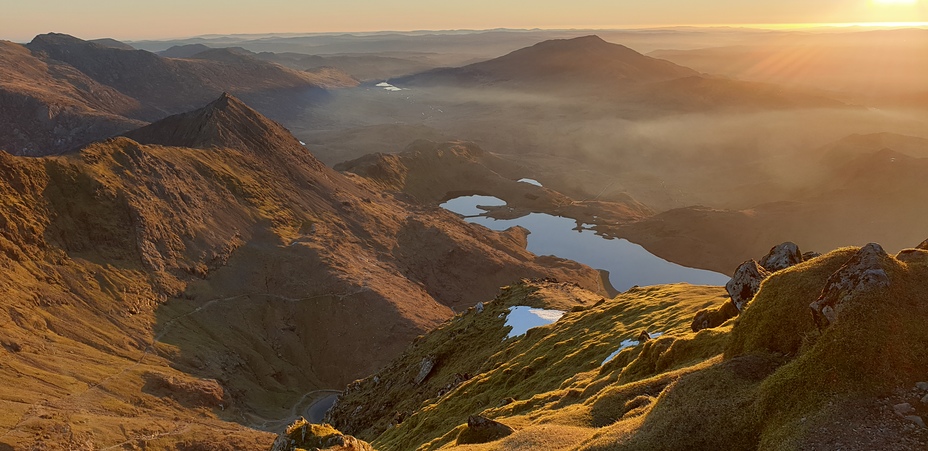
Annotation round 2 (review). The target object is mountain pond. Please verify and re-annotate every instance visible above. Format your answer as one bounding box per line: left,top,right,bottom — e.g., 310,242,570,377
440,194,729,293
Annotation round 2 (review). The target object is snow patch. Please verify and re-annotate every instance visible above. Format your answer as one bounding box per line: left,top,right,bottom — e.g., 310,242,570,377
517,178,543,187
376,81,404,91
601,332,664,366
504,306,565,338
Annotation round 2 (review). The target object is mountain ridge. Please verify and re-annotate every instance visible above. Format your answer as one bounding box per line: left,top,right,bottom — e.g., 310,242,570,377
0,95,611,448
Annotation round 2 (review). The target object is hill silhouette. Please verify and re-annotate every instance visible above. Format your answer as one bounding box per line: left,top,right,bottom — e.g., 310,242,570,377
394,35,845,111
397,35,697,87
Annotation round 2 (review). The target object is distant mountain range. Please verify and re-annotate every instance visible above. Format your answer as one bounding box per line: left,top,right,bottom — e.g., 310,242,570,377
0,33,357,156
394,35,847,111
396,35,698,87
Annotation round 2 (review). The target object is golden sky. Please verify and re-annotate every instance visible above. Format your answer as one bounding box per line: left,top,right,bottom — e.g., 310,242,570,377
3,0,927,40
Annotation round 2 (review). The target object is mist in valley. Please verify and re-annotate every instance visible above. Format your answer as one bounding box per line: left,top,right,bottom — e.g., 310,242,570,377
3,17,928,449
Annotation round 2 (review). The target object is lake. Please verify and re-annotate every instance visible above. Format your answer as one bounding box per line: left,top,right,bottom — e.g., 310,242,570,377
440,194,729,292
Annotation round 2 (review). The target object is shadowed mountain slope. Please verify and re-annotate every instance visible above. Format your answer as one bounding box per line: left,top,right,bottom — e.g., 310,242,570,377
0,40,145,155
26,33,356,117
1,34,358,156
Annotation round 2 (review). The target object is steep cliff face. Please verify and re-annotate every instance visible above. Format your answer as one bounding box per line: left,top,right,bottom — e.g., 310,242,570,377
319,241,928,451
0,95,606,449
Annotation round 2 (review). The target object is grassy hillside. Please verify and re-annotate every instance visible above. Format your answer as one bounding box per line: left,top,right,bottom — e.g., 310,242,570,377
321,242,928,450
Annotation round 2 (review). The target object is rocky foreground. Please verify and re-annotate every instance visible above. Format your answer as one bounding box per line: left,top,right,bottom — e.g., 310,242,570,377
273,239,928,450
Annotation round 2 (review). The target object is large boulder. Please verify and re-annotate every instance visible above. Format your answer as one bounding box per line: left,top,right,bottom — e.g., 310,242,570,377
456,415,515,445
726,260,772,312
759,242,803,272
809,243,891,329
414,355,437,385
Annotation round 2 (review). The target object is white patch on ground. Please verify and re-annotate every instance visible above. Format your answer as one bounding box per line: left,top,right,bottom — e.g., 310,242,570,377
376,81,404,91
299,141,306,146
517,178,543,187
601,332,664,366
505,306,565,338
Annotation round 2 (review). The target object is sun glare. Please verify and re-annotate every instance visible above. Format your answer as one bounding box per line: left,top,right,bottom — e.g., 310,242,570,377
872,0,918,4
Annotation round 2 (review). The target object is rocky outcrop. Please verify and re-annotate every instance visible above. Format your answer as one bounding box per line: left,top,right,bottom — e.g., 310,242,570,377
456,415,515,445
270,419,374,451
692,242,806,331
759,242,803,272
726,260,772,312
810,243,892,329
414,355,437,386
918,239,928,250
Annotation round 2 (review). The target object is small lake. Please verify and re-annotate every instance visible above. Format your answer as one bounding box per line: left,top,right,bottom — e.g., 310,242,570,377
440,195,729,292
305,394,338,423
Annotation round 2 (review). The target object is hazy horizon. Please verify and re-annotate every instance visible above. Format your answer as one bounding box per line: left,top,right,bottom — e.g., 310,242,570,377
3,0,927,41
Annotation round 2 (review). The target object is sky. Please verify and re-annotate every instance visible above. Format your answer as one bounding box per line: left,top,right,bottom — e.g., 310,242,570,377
3,0,927,41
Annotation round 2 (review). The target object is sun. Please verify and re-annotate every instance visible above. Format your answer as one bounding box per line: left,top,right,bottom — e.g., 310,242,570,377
872,0,918,4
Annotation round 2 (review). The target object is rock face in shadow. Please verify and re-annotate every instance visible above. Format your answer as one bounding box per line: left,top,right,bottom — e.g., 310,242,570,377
810,243,892,329
759,242,803,272
727,260,772,312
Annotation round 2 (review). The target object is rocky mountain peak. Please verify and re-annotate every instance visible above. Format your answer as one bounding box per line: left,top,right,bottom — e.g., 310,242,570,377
122,93,316,164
